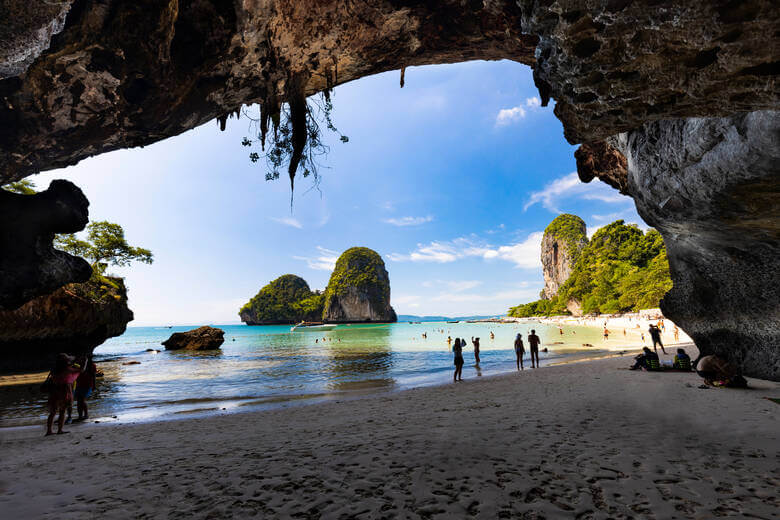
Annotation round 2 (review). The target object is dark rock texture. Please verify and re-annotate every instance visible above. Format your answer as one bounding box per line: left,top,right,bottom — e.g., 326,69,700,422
540,214,588,300
162,326,225,351
0,180,92,310
323,248,396,323
0,275,133,372
575,141,628,194
608,110,779,381
0,0,73,78
1,1,778,181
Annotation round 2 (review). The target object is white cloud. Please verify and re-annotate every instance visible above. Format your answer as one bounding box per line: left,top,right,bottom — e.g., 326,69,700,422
524,171,630,212
495,106,526,126
293,246,339,271
526,96,541,108
383,215,434,227
270,216,303,229
389,232,542,269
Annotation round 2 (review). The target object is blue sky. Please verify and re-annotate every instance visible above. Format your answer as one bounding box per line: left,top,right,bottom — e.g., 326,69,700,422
33,60,643,325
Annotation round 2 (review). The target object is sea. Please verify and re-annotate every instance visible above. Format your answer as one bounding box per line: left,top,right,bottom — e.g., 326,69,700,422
0,321,633,428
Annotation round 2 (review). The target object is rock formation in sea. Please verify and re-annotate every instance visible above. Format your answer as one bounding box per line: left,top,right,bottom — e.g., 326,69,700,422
0,3,777,378
239,274,323,325
0,275,133,372
540,214,588,302
162,326,225,351
323,248,397,323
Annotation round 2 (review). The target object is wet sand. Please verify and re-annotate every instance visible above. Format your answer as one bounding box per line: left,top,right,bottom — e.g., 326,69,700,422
1,343,778,519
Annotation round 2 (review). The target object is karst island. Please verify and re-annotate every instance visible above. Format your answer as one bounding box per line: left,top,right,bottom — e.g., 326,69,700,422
0,2,777,519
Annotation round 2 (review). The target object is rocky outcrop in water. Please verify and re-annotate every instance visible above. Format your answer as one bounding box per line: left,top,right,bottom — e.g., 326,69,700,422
541,214,588,300
323,248,396,323
239,274,323,325
162,326,224,351
0,180,92,310
0,275,133,372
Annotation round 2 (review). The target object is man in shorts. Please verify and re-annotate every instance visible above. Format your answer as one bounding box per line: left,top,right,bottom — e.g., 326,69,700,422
528,330,541,368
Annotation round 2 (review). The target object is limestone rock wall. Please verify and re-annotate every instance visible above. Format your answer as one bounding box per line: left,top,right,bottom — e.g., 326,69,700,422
540,214,588,300
608,110,780,381
0,276,133,372
1,1,778,182
0,180,92,310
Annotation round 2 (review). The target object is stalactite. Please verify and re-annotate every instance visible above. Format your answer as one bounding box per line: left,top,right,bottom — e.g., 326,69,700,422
400,67,405,88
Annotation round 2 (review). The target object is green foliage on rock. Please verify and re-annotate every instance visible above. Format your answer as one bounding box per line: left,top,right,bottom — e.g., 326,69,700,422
239,274,323,324
1,179,37,194
544,213,588,263
323,247,391,318
509,219,673,317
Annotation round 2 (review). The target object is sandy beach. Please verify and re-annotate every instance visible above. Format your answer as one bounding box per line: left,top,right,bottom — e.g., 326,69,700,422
1,342,777,519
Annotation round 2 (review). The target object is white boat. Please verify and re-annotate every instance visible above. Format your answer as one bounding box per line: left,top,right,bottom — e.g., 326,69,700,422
290,322,338,332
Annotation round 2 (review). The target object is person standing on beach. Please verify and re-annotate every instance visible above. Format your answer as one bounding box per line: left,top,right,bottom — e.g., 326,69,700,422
447,336,452,347
453,338,464,382
514,334,525,370
471,337,480,364
528,330,541,368
74,355,98,421
648,324,667,354
44,354,85,436
603,328,610,340
673,325,680,343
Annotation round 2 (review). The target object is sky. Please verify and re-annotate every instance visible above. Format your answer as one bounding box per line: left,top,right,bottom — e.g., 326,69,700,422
32,60,645,325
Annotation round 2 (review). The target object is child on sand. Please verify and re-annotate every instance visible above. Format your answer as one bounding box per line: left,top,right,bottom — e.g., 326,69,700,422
44,353,85,436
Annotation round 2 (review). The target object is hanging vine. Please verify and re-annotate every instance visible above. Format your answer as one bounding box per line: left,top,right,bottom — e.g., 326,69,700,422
231,74,348,208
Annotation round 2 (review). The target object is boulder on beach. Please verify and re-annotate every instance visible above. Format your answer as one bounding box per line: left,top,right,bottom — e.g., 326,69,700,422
162,326,225,351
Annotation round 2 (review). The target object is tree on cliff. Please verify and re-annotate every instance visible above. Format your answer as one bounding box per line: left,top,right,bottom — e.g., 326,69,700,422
56,221,153,272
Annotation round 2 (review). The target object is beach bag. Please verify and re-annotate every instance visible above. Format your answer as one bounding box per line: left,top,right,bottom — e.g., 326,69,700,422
40,372,53,393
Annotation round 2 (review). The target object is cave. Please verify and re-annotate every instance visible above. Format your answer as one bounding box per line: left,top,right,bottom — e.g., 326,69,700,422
0,1,778,379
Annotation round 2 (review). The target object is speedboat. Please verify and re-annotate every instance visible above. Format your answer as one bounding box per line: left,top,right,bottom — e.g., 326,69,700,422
290,322,338,332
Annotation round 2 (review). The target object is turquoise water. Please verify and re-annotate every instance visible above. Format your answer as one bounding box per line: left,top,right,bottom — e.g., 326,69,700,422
0,321,628,427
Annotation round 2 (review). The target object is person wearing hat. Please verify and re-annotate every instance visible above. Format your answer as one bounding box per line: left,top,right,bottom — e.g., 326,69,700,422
44,353,86,436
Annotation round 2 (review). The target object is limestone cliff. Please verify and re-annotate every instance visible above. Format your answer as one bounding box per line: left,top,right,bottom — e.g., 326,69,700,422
0,274,133,372
323,248,396,323
541,214,588,300
239,274,323,325
602,111,780,381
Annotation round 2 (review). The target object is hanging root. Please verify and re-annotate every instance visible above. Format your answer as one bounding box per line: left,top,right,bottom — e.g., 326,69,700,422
287,75,309,194
400,67,405,88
